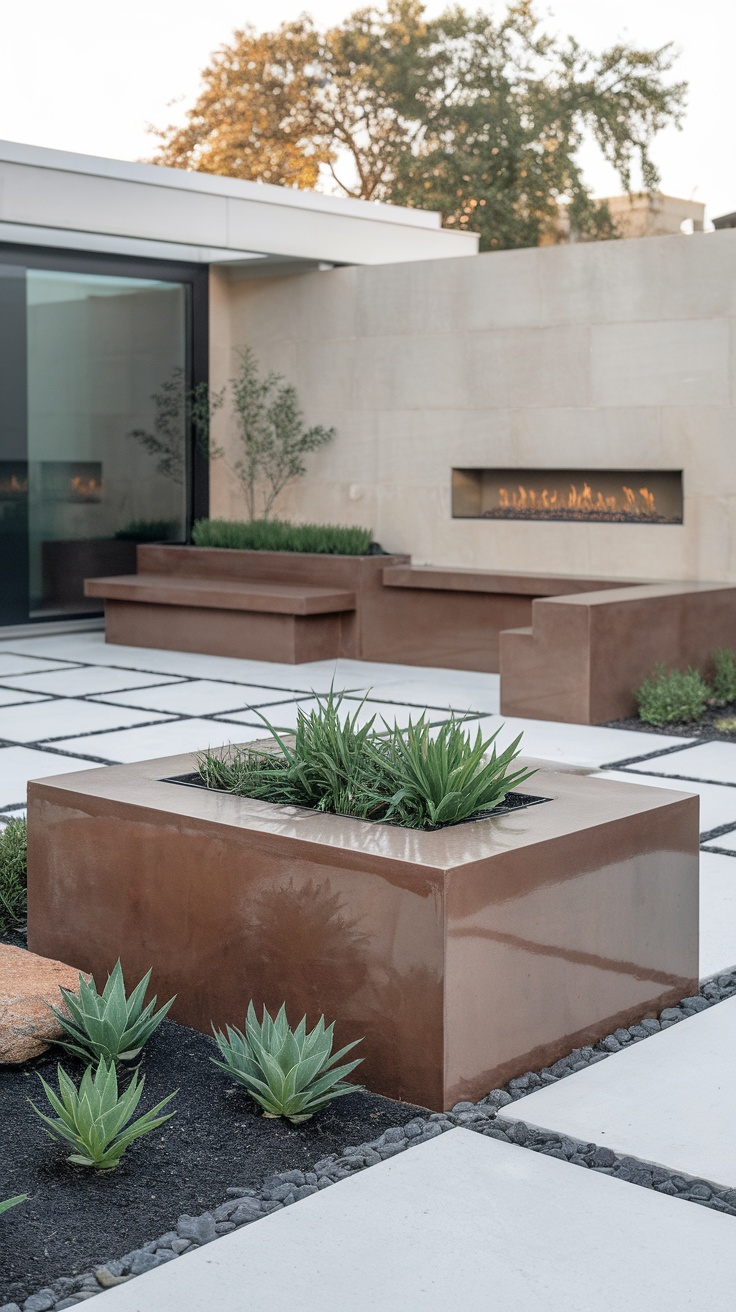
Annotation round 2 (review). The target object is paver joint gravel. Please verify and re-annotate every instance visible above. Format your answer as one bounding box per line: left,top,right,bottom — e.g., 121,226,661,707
8,968,736,1312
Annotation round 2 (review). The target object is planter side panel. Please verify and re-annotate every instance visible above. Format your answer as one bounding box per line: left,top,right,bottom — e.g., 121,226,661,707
27,792,445,1109
443,797,699,1104
103,600,343,662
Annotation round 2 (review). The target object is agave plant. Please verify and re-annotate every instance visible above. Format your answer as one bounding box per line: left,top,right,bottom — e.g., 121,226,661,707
51,960,175,1062
0,1194,27,1216
30,1058,177,1170
212,1002,363,1123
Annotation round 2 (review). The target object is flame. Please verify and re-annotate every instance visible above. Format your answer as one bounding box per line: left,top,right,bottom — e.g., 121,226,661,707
497,482,657,517
69,476,101,499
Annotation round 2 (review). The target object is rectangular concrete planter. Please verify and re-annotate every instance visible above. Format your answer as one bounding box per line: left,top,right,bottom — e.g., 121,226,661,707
85,544,410,663
27,754,698,1111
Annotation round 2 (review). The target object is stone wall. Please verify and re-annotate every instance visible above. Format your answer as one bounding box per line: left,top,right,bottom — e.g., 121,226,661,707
209,230,736,582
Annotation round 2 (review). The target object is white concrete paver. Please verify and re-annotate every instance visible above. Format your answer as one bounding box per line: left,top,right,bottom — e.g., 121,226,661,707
700,851,736,976
0,667,187,698
91,679,311,717
93,1130,736,1312
0,699,173,744
474,716,694,770
0,653,79,677
702,828,736,852
504,995,736,1187
633,739,736,785
0,745,102,808
49,717,267,764
0,689,51,707
594,769,736,834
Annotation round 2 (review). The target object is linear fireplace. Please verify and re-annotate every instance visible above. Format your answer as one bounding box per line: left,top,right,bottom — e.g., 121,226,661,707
452,469,683,525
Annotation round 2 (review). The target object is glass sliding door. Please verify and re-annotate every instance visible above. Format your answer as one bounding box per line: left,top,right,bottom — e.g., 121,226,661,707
0,251,206,626
26,270,188,617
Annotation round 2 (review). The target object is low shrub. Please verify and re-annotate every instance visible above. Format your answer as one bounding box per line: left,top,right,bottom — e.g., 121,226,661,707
212,1002,363,1123
712,649,736,704
115,518,179,542
191,517,374,555
635,663,711,726
51,960,175,1063
197,691,534,830
30,1058,177,1171
0,817,27,935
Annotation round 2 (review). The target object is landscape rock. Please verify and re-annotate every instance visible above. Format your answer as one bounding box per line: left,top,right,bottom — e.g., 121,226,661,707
0,945,87,1065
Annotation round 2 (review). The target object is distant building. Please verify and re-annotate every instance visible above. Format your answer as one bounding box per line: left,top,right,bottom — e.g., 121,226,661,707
603,192,705,238
546,192,706,244
713,211,736,230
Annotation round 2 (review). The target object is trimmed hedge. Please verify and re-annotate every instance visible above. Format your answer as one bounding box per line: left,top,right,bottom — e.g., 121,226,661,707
191,518,374,555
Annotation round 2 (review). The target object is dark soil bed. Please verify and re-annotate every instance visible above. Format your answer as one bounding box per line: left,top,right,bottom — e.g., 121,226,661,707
0,1017,423,1304
605,700,736,747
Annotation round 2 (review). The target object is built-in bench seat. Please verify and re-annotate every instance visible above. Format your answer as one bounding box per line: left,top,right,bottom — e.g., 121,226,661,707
85,573,356,616
84,572,356,663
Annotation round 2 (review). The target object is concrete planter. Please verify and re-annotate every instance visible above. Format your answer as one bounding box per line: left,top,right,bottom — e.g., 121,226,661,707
27,753,698,1111
85,544,410,662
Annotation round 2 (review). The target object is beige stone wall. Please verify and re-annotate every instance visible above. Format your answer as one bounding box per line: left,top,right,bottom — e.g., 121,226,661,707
210,231,736,582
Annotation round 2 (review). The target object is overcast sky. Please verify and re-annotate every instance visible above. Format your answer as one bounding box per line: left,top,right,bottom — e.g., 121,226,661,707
0,0,732,219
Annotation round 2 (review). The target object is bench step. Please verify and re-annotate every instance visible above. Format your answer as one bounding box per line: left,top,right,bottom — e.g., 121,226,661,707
85,574,356,617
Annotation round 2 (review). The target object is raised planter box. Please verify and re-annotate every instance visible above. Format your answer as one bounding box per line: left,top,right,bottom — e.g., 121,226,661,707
27,749,698,1110
85,544,409,662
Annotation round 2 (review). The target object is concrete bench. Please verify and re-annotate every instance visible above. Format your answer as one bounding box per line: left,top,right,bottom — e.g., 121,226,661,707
84,573,356,663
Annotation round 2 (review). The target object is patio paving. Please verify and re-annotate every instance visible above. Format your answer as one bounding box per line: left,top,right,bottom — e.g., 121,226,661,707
503,995,736,1189
91,1130,736,1312
4,629,736,1308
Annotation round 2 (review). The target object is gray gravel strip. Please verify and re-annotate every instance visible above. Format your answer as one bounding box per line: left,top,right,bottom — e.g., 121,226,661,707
8,968,736,1312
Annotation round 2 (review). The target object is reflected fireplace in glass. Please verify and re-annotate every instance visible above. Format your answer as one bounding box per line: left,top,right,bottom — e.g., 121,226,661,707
452,469,683,524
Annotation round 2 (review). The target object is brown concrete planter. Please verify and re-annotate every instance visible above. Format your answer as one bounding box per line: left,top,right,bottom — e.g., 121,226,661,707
85,544,410,662
27,754,698,1111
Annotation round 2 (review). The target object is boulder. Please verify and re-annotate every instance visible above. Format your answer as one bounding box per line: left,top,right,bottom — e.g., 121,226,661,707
0,944,87,1064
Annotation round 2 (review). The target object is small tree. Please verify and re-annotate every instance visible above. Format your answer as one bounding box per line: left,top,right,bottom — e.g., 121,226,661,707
129,367,223,485
130,353,335,521
228,348,335,520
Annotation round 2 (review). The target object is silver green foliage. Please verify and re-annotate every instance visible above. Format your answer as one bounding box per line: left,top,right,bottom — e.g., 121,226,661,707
30,1058,177,1171
197,689,535,830
212,1002,363,1123
51,960,175,1063
0,1194,27,1215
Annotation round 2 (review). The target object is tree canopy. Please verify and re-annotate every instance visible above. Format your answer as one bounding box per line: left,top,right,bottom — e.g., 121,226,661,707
151,0,686,250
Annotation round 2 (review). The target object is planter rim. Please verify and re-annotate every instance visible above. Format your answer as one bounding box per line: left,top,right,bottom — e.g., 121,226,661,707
28,748,696,876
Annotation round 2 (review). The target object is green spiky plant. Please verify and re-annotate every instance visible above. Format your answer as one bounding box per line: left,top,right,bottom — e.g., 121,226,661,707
212,1002,363,1123
0,1195,27,1215
51,960,175,1063
196,690,534,831
30,1059,177,1171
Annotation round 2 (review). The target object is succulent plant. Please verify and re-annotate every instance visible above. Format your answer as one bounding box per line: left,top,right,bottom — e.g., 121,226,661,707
51,960,175,1063
212,1002,363,1123
30,1058,177,1171
0,1195,27,1216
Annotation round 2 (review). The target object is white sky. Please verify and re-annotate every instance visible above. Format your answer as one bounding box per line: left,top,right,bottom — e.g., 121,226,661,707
0,0,733,219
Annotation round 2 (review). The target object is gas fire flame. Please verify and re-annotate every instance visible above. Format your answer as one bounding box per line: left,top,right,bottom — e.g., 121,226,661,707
497,483,656,517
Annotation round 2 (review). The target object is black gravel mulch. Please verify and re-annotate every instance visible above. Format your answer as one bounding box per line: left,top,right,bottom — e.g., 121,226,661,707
0,1018,423,1304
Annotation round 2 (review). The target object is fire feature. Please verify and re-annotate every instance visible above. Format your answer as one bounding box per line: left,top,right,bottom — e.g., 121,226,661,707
452,468,683,524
